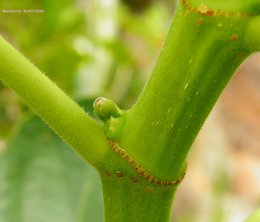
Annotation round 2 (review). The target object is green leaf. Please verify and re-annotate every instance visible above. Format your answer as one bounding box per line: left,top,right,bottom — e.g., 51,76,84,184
0,116,103,222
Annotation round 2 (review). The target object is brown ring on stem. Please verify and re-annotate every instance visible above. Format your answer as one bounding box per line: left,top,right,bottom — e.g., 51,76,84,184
108,140,186,186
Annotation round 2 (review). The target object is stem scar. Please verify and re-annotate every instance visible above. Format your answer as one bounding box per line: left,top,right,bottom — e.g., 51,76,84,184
181,0,256,18
131,177,138,183
116,171,123,177
108,140,186,186
147,187,152,193
230,34,238,41
198,18,203,25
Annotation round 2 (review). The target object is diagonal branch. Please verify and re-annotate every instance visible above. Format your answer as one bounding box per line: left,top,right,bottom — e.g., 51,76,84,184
0,36,108,167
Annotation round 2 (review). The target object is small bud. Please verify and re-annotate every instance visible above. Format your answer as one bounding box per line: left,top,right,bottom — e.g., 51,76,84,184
93,97,122,122
93,97,125,139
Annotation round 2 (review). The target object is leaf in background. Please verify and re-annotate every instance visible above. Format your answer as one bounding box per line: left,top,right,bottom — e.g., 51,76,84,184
0,116,103,222
0,0,86,94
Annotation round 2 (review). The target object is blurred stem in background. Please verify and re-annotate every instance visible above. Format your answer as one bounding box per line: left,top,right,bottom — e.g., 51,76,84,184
75,0,119,99
121,0,154,12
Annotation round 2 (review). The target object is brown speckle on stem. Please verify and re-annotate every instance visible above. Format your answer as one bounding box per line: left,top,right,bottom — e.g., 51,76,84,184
147,187,152,193
116,171,123,177
230,34,238,41
131,177,138,183
198,18,203,25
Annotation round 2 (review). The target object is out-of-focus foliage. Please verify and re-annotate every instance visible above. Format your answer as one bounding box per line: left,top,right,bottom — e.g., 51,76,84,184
0,116,103,222
0,0,85,93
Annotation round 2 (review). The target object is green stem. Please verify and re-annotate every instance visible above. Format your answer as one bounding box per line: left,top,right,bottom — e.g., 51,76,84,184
101,177,175,222
246,209,260,222
118,1,260,181
0,36,108,167
99,144,177,222
245,16,260,52
98,2,260,220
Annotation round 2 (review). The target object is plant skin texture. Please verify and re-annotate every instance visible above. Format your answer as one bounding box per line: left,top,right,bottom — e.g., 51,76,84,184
0,35,109,168
0,0,260,222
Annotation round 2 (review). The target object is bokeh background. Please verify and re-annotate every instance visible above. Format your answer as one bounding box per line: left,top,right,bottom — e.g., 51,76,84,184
0,0,259,221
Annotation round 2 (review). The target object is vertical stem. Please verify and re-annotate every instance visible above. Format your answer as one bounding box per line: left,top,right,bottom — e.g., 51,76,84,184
101,177,176,222
99,148,178,222
118,3,254,180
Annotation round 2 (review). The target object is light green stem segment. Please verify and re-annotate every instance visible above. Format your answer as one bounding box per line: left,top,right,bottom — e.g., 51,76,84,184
246,209,260,222
98,144,178,222
245,16,260,51
0,36,108,167
118,1,260,181
101,176,175,222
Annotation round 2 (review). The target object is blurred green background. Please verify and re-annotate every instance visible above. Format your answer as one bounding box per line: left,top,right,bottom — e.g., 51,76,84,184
0,0,259,221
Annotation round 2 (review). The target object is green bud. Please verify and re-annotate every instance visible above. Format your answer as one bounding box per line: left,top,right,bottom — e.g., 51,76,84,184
105,116,125,140
93,97,125,139
93,97,123,122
